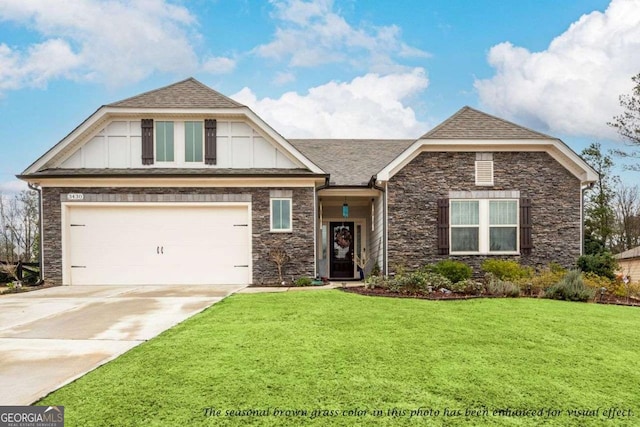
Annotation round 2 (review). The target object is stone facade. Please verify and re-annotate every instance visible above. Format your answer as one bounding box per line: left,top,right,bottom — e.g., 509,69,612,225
42,186,315,285
387,151,581,273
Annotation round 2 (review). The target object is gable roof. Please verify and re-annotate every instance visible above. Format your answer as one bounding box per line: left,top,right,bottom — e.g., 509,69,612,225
290,139,413,186
21,78,325,176
108,77,244,109
377,106,599,184
421,106,553,140
615,246,640,260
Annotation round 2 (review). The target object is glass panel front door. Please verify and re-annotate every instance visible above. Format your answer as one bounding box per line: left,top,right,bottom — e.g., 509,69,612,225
330,222,354,278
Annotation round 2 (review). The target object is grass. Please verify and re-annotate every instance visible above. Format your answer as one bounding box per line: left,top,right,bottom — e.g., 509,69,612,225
38,291,640,426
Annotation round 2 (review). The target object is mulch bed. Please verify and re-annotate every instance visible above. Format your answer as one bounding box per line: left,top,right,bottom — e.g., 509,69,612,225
0,282,58,295
342,286,492,301
342,286,640,307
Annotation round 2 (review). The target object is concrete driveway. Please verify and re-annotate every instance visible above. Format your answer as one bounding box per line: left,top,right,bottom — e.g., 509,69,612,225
0,284,244,405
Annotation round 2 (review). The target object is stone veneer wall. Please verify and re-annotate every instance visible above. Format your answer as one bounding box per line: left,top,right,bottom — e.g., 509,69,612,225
387,152,581,273
42,186,315,285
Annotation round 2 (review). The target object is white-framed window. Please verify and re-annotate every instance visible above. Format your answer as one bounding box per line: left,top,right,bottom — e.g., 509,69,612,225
155,121,174,162
270,198,292,232
184,121,203,162
450,199,518,254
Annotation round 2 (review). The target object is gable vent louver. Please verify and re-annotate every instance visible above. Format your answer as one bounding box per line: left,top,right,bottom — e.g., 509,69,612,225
475,160,494,186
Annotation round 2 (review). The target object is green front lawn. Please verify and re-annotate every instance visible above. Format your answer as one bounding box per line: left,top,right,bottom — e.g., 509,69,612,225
39,291,640,426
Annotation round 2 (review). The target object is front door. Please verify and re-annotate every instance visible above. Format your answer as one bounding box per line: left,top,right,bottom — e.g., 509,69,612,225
330,222,354,278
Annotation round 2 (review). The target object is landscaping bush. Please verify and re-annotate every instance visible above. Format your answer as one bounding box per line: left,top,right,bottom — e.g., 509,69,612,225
485,275,520,297
527,264,568,296
431,260,472,284
293,277,313,287
544,270,595,302
481,259,532,281
576,252,618,280
582,272,621,296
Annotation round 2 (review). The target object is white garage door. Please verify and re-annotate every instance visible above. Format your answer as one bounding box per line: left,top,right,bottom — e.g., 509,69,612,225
66,204,251,285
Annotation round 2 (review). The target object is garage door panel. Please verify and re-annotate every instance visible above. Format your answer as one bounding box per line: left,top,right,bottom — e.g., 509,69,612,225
67,204,251,285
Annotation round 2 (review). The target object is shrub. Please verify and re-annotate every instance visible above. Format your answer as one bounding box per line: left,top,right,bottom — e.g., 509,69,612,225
431,260,472,284
485,276,520,297
544,270,595,302
576,252,618,280
293,277,313,287
364,274,384,290
527,265,568,296
582,272,620,295
481,259,532,281
371,262,381,277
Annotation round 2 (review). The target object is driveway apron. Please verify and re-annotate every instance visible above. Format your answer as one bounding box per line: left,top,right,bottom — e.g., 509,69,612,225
0,284,243,405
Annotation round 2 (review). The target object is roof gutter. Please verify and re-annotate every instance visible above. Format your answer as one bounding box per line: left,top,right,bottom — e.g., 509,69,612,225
369,176,385,193
17,172,329,180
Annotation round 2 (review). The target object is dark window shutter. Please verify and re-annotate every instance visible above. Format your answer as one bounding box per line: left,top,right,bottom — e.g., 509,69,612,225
520,198,532,255
141,119,154,165
205,119,217,165
437,198,449,255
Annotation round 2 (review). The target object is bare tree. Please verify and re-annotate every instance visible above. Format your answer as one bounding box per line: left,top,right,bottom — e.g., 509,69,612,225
612,183,640,253
269,247,289,285
0,191,39,262
609,72,640,170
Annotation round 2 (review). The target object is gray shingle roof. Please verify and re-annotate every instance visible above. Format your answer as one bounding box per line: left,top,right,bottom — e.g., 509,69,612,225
421,106,553,139
290,139,414,186
614,246,640,260
108,77,244,109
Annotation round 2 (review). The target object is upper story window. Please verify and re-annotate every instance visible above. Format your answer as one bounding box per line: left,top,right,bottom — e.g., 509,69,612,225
450,199,518,254
155,121,174,162
185,121,204,163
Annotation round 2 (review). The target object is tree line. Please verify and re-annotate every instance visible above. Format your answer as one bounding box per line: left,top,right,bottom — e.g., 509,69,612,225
584,72,640,256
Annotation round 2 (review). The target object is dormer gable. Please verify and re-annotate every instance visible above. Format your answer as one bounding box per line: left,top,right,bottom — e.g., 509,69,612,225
21,78,324,176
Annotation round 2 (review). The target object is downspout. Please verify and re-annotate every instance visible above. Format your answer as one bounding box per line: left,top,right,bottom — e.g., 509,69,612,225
315,176,330,278
580,182,595,255
368,176,387,275
580,182,594,255
27,182,44,284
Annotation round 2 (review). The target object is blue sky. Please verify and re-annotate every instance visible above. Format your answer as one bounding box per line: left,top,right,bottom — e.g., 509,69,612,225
1,0,639,192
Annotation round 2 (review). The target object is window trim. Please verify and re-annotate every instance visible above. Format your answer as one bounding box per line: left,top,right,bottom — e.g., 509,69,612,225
270,198,293,232
449,198,519,255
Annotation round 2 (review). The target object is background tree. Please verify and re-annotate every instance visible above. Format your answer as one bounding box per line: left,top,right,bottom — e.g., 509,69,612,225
611,183,640,253
581,143,617,254
609,72,640,170
0,190,39,262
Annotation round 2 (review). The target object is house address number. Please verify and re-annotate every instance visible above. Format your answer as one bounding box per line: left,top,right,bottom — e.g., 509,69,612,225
67,193,84,201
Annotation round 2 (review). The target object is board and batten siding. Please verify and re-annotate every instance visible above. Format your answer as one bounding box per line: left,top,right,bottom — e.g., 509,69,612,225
60,120,299,169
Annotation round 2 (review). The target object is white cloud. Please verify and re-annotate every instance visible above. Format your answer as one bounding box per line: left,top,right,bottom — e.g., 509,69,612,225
0,0,234,90
475,0,640,139
202,56,236,74
232,68,429,138
254,0,429,72
273,71,296,85
0,179,28,195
